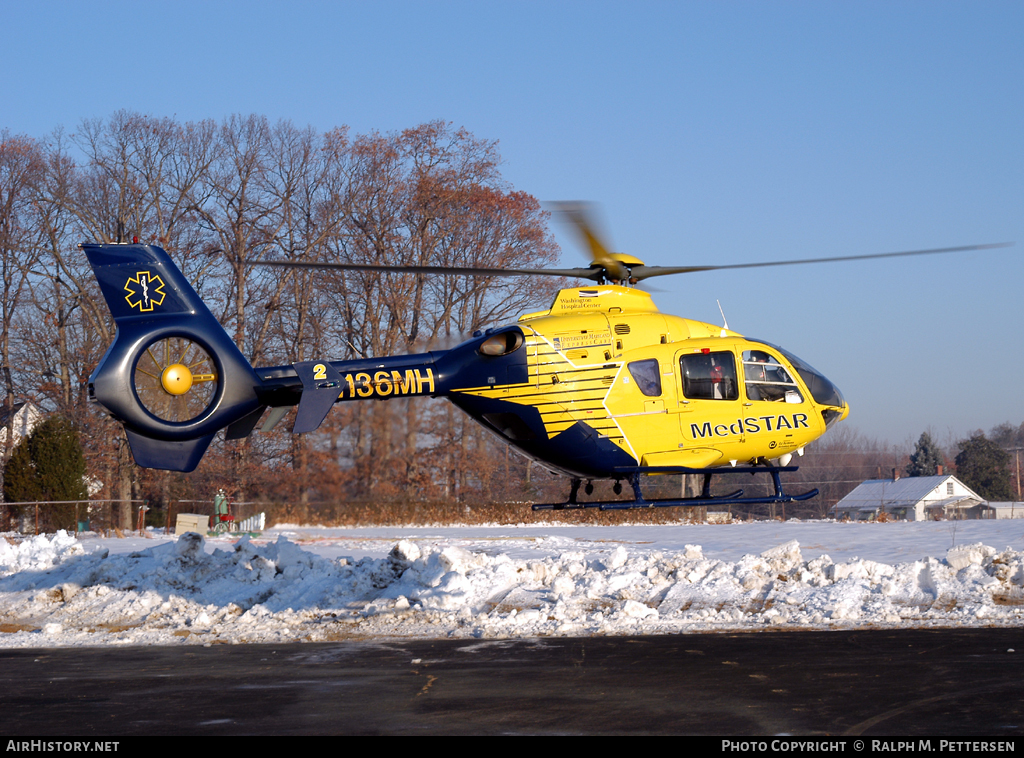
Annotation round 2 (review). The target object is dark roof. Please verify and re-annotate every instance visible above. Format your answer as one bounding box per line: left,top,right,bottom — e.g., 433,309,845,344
0,402,27,427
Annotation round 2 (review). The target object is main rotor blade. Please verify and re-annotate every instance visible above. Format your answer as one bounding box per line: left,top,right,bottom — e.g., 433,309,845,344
250,259,602,280
628,242,1014,281
546,201,630,281
251,242,1013,282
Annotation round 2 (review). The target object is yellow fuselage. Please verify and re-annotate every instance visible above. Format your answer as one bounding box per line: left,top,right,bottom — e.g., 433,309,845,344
453,285,847,475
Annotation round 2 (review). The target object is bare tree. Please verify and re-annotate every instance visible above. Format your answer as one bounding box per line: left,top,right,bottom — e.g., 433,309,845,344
4,114,566,515
0,133,43,474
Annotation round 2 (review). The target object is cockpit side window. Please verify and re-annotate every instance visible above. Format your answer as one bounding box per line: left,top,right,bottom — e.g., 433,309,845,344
742,349,803,404
680,351,737,400
627,359,661,397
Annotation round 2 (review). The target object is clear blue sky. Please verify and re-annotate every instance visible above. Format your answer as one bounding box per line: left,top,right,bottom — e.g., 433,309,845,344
3,0,1022,446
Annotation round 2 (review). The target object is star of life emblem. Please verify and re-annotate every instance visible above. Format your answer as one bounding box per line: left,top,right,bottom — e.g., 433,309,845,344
124,271,167,312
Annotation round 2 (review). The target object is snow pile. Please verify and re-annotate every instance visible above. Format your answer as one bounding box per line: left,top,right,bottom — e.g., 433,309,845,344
0,530,84,574
1,528,1023,647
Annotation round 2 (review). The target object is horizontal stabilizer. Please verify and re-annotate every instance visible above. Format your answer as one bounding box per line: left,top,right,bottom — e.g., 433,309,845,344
224,406,267,440
292,361,343,433
261,406,291,432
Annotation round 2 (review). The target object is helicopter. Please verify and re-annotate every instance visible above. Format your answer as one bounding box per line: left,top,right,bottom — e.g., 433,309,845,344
81,208,1009,510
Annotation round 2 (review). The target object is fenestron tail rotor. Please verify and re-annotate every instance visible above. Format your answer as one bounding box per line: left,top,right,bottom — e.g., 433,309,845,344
133,337,219,423
82,243,266,472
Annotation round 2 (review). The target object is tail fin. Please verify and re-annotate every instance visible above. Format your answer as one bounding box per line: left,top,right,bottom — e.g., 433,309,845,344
83,243,264,472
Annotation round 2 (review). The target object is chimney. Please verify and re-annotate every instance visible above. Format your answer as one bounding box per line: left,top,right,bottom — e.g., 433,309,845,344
937,464,943,476
892,468,900,481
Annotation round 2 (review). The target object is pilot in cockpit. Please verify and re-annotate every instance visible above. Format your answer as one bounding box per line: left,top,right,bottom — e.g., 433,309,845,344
745,350,786,402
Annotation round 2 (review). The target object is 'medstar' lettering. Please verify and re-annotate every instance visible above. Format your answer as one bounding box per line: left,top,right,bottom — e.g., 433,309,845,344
691,413,809,439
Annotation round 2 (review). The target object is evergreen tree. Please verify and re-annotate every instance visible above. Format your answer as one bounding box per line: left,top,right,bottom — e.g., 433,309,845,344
906,432,944,477
3,416,86,530
3,433,40,503
955,433,1012,501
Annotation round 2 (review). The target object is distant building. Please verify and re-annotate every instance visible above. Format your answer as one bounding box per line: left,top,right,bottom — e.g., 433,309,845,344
833,474,986,521
0,401,41,450
0,401,43,518
981,502,1024,520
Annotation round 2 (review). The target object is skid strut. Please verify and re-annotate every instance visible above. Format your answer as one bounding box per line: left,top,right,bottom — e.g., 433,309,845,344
532,465,818,511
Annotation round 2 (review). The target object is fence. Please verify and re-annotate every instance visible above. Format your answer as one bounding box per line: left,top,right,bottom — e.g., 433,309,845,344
3,500,149,535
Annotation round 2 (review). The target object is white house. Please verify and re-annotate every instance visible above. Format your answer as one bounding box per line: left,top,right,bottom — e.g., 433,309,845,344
0,401,41,449
833,474,985,521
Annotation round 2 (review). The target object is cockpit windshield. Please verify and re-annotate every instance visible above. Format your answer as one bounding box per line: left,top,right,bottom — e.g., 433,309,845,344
751,340,845,409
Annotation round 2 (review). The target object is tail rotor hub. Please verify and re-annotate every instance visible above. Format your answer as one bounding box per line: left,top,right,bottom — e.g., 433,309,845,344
160,364,194,395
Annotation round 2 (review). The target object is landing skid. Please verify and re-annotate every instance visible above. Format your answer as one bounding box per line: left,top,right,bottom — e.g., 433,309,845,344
531,465,818,512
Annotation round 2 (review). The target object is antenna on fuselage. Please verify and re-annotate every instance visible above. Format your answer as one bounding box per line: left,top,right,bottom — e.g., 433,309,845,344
717,299,729,337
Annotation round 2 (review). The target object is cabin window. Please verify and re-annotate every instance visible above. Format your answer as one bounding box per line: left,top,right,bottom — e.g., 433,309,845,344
478,330,525,356
680,351,737,400
627,359,661,397
742,349,803,403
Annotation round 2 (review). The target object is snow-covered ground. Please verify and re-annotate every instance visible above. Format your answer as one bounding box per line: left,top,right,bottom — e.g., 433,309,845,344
1,518,1023,648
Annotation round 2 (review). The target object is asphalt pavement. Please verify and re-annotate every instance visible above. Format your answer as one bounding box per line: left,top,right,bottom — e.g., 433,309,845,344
2,628,1023,736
